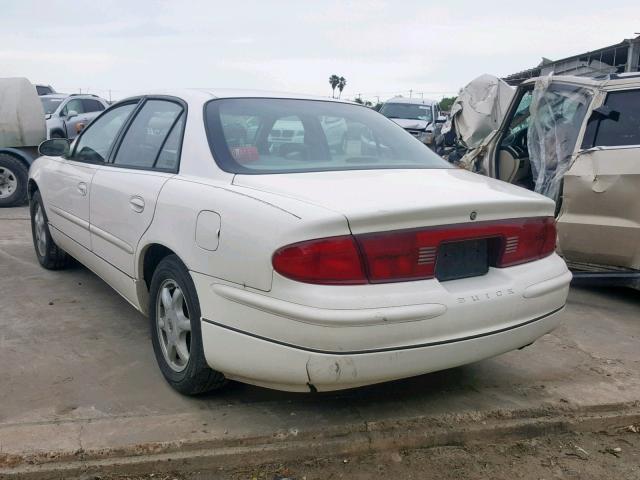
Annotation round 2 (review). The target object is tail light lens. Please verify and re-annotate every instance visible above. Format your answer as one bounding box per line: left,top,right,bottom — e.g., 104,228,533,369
272,236,367,285
272,217,556,285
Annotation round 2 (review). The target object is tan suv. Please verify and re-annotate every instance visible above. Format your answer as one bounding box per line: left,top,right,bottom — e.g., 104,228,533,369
459,73,640,288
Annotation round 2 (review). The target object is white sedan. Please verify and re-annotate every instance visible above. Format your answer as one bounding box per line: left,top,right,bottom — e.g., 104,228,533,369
28,90,572,394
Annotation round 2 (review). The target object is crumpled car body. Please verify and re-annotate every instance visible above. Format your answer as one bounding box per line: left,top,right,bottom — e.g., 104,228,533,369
456,74,640,286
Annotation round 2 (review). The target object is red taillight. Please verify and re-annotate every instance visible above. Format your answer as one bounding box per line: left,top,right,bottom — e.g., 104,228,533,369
272,217,556,285
272,236,367,285
497,217,557,267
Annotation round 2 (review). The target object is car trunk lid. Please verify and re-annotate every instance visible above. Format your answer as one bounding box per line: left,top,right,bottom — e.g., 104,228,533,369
232,168,555,234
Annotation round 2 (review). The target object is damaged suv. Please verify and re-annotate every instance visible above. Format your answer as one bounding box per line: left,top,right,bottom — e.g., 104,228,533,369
459,74,640,287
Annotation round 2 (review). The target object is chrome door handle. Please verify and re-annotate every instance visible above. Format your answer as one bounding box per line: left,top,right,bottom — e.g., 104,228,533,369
129,196,145,213
77,182,87,196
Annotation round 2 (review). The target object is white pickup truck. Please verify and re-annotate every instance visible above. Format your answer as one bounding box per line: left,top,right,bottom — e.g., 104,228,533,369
0,77,47,207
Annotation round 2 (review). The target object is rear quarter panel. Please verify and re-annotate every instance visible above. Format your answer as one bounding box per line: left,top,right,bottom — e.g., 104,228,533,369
137,177,351,292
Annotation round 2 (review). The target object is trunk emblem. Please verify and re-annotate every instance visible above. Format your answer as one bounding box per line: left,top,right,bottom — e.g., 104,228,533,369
470,211,477,220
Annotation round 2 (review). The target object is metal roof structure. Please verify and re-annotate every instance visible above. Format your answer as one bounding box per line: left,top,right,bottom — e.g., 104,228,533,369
503,35,640,86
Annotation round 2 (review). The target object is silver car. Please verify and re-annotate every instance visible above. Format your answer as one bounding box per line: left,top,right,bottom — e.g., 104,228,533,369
40,94,109,139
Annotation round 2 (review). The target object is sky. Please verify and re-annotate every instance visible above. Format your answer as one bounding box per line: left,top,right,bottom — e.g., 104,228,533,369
1,1,639,102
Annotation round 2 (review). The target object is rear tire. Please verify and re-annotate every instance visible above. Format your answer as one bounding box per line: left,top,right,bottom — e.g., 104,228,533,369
0,154,28,207
29,190,70,269
149,255,226,395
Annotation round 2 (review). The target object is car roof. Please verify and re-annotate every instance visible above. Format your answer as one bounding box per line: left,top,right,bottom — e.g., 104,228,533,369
383,96,438,106
116,88,355,105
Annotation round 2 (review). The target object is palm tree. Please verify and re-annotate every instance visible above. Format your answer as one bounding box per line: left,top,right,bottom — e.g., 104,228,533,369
337,76,347,99
328,75,340,98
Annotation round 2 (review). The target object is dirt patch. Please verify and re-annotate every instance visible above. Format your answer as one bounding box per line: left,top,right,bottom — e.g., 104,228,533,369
83,424,640,480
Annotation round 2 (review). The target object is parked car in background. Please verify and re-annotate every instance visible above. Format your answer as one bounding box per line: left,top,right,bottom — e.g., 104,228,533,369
458,73,640,288
35,84,56,96
29,90,571,395
379,96,445,148
0,77,46,207
40,93,109,139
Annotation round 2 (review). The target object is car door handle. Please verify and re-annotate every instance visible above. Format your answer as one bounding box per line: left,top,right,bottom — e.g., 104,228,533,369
129,196,145,213
77,182,87,196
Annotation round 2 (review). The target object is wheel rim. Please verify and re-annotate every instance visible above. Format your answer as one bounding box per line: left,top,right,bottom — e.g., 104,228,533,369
0,166,18,199
33,203,47,257
156,279,191,372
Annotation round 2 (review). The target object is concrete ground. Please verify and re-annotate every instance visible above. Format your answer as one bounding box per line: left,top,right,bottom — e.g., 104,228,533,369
1,206,639,478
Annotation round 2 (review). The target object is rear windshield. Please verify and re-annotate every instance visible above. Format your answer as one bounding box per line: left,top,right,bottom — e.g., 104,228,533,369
204,98,450,174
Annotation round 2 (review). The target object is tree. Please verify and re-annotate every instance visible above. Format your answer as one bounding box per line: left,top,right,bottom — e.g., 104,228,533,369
337,76,347,98
439,96,457,112
329,75,340,98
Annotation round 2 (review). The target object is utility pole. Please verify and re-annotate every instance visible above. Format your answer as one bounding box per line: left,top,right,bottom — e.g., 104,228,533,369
109,90,112,103
409,89,413,98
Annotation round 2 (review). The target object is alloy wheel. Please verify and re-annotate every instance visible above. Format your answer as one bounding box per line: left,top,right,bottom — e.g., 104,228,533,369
156,279,192,372
33,203,47,257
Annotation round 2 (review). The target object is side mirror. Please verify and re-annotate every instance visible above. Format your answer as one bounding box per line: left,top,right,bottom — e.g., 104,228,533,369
592,105,620,121
435,116,447,124
39,138,70,157
66,110,78,119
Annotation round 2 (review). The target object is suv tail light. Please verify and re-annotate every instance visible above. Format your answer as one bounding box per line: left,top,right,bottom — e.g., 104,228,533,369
272,217,556,285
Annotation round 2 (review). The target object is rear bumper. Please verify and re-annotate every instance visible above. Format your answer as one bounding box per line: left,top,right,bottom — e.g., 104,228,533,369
200,306,563,392
193,254,571,391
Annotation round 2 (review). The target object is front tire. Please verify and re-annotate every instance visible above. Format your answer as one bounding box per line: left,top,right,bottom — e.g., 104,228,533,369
30,190,70,269
0,154,28,207
149,255,226,395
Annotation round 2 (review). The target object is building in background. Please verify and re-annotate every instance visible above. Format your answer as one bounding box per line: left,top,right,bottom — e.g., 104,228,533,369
503,35,640,85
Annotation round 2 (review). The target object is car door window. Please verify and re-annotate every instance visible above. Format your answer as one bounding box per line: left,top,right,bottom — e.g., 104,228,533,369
62,98,85,116
112,100,183,170
592,90,640,147
81,99,105,113
72,103,137,164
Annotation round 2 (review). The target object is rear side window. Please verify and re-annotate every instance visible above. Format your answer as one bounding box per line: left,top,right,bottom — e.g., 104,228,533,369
113,99,184,171
82,99,105,113
592,90,640,147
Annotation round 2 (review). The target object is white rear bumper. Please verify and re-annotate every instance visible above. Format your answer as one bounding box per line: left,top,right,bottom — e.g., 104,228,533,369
192,254,571,391
200,306,563,392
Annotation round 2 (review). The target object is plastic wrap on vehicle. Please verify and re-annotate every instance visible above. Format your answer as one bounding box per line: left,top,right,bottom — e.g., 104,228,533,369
450,74,515,150
0,77,46,148
527,76,592,200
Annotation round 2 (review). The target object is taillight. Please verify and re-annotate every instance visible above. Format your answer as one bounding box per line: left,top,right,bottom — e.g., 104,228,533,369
272,236,367,285
272,217,556,285
497,217,556,267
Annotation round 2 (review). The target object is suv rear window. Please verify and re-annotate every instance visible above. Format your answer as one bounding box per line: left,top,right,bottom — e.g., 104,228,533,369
204,98,450,174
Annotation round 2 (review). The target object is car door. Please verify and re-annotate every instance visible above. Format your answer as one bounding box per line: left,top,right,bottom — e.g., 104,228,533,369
557,87,640,270
89,97,185,277
40,102,137,249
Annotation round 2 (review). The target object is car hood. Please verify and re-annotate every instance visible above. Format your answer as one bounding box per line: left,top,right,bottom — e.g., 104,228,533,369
389,118,430,131
232,169,555,234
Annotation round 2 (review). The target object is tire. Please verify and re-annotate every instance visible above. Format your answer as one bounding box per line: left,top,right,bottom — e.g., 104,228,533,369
29,190,70,269
0,154,28,207
149,255,226,395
